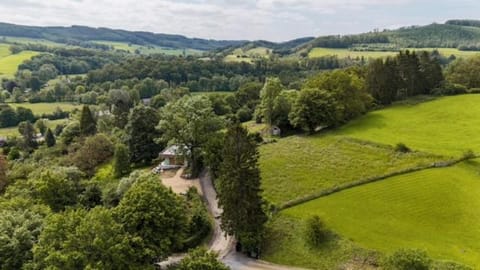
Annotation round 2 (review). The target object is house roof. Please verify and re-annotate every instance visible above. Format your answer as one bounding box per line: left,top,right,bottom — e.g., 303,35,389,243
160,145,184,156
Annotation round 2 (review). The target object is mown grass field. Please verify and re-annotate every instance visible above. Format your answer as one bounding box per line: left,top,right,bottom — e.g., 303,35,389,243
334,95,480,157
0,43,11,58
277,161,480,268
260,136,441,205
0,119,69,137
0,50,39,78
8,102,81,115
93,40,203,55
261,94,480,268
224,47,270,63
308,47,480,59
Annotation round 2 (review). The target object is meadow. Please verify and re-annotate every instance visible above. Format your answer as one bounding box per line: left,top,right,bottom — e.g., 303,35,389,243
261,94,480,268
259,136,441,205
93,40,203,55
278,160,480,268
8,102,81,115
308,47,480,59
334,94,480,157
0,50,39,78
0,119,69,137
224,47,270,63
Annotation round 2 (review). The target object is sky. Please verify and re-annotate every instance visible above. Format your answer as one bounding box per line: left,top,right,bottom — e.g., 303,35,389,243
0,0,479,41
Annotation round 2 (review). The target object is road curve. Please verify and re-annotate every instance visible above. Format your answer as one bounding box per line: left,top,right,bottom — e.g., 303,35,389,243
199,171,307,270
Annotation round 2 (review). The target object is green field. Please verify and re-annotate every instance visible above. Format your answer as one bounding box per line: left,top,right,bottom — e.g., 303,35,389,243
93,40,203,55
334,95,480,157
224,46,271,63
0,50,39,78
277,161,480,268
260,136,440,205
0,43,11,58
0,119,69,137
261,94,480,268
8,102,81,115
308,47,480,59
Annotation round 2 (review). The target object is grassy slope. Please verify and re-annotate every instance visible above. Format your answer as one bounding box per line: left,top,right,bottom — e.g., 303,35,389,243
0,119,69,137
0,50,39,78
308,47,480,59
279,160,480,268
93,40,203,55
334,95,480,157
260,136,440,205
0,43,10,58
8,102,81,115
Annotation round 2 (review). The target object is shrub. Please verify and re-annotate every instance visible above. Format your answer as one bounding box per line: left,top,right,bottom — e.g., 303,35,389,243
462,149,475,159
395,143,411,153
384,249,431,270
304,215,328,248
431,83,467,96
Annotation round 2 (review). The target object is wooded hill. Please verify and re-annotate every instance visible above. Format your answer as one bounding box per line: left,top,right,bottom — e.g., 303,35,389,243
0,22,246,51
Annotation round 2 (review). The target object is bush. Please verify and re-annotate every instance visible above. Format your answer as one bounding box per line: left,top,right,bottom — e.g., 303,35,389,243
431,83,467,96
304,215,328,248
462,149,475,159
384,249,431,270
467,87,480,94
395,143,411,153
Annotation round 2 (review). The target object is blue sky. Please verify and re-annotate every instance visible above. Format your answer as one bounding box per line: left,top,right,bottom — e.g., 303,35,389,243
0,0,478,41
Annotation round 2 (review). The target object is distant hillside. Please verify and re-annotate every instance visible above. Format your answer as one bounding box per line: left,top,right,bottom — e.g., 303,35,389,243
298,21,480,54
0,22,246,51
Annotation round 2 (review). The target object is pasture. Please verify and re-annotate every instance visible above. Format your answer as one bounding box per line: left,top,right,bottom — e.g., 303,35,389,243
279,161,480,268
308,47,480,59
334,94,480,157
93,40,202,55
259,136,441,205
224,46,271,63
0,50,39,78
0,119,69,137
261,94,480,268
8,102,81,115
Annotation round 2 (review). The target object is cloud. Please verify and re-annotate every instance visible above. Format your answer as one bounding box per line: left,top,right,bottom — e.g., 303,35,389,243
0,0,476,41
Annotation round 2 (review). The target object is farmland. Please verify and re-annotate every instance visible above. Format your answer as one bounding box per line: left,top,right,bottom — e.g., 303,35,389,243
0,119,69,137
273,161,480,268
0,50,39,78
8,102,81,115
93,40,203,55
308,47,480,59
260,94,480,268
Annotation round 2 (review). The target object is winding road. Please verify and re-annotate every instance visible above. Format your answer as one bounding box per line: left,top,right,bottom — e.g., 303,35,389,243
199,171,306,270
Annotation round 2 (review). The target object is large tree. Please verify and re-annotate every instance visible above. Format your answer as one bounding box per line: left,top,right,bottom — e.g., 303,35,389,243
32,207,150,270
216,124,267,253
79,105,97,136
72,134,114,176
256,77,284,125
113,143,131,178
125,105,161,165
44,128,56,147
115,174,188,262
158,95,223,176
289,88,340,133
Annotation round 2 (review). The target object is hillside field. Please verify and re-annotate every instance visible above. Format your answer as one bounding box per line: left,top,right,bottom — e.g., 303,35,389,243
8,102,81,115
0,119,69,137
0,50,39,78
308,47,480,59
274,161,480,268
261,94,480,269
93,40,203,55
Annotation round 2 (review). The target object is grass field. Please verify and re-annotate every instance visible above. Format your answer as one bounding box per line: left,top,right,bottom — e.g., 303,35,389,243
8,102,81,115
308,47,480,59
334,95,480,157
224,46,271,63
93,40,203,55
261,94,480,268
0,50,39,78
260,136,441,205
0,119,69,137
277,160,480,268
0,43,11,58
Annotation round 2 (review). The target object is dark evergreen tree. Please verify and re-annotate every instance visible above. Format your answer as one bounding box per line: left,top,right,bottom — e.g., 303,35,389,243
113,143,131,178
45,128,56,147
419,51,444,93
125,106,161,165
18,121,37,151
216,124,267,253
79,105,96,136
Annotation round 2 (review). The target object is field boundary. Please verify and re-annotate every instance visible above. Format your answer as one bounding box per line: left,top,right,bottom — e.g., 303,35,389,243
278,154,477,210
